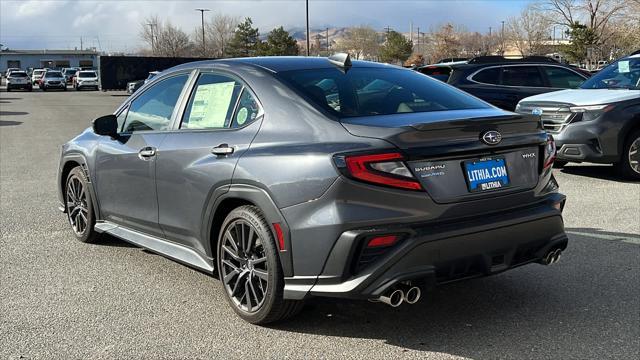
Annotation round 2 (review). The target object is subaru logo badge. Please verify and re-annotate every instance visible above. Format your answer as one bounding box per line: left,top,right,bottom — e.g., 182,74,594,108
481,130,502,145
532,108,543,116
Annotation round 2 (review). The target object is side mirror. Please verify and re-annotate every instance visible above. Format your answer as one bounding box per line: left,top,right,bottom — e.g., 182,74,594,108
92,114,118,137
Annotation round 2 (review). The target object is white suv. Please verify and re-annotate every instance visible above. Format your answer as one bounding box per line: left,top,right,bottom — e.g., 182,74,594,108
73,70,99,90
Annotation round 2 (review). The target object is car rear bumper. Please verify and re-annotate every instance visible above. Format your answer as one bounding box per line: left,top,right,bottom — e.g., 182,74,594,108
7,83,31,89
284,193,566,300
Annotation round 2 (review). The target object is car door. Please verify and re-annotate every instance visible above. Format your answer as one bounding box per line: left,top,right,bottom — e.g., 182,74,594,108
94,72,191,237
155,71,264,252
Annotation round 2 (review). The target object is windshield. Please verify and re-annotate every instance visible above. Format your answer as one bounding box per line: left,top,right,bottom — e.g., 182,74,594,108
278,67,490,117
33,70,44,75
581,56,640,90
45,71,63,78
64,69,77,75
78,71,96,78
10,72,28,78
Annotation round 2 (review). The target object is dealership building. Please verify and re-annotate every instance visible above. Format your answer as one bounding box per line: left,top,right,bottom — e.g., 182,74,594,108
0,49,98,72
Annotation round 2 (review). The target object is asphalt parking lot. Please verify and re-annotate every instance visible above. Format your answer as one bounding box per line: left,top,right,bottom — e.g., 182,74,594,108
1,88,639,359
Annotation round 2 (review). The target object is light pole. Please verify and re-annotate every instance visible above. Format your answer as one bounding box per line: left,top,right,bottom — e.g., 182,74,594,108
305,0,310,56
195,8,210,56
146,22,156,54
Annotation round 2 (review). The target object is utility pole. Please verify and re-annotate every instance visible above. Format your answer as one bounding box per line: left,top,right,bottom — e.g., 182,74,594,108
384,26,392,38
195,8,210,56
306,0,310,56
146,22,155,54
416,27,420,54
501,20,505,55
326,27,330,55
80,36,83,51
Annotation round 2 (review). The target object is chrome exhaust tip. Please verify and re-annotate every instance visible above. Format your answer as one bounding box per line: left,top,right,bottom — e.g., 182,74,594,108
541,248,562,265
404,286,421,304
377,288,404,307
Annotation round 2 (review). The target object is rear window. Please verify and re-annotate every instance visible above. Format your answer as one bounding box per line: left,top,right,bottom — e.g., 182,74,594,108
278,67,490,117
78,71,96,78
45,71,62,78
10,72,28,78
417,66,453,82
472,67,501,84
33,70,44,75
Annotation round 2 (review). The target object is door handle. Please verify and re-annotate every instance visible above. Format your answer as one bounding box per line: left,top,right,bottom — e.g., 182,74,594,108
138,146,157,159
211,144,234,156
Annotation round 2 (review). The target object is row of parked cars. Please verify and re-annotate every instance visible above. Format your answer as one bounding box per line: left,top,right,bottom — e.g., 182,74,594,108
5,67,99,92
416,52,640,179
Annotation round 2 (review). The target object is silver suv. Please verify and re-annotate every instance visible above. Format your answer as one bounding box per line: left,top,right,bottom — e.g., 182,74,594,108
40,70,67,91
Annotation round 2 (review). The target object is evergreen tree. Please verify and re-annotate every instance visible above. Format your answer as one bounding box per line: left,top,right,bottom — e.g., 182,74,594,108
562,22,599,64
379,31,413,64
259,27,299,56
227,17,260,57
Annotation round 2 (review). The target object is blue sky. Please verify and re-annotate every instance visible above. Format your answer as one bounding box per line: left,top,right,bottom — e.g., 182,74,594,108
0,0,532,52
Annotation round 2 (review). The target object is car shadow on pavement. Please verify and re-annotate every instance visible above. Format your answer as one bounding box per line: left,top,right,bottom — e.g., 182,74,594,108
558,164,636,183
0,111,29,116
0,120,23,126
272,228,639,359
0,97,23,100
96,233,138,248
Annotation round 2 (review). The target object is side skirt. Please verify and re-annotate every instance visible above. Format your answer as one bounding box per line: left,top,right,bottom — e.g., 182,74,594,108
95,221,214,273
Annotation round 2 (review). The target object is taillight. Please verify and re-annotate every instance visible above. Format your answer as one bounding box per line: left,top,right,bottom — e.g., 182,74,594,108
367,235,400,248
342,152,422,190
543,134,556,169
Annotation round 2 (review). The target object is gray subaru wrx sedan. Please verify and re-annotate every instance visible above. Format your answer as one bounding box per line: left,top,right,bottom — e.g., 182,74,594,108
57,55,567,324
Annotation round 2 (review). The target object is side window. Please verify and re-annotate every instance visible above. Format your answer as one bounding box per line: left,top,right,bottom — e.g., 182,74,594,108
116,106,129,132
181,73,243,129
472,67,501,85
231,89,263,128
501,66,544,87
542,66,585,88
122,74,189,133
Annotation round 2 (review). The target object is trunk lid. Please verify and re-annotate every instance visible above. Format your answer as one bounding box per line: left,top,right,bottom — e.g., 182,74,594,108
339,108,547,203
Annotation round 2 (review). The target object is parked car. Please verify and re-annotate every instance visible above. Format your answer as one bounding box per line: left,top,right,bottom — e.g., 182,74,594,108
40,70,67,91
445,56,589,111
4,67,20,78
126,71,160,94
57,55,567,324
516,51,640,179
6,71,32,92
63,67,81,84
31,69,45,85
73,70,99,90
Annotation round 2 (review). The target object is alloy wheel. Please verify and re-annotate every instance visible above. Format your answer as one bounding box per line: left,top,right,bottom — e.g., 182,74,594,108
66,175,89,235
629,136,640,175
220,219,268,313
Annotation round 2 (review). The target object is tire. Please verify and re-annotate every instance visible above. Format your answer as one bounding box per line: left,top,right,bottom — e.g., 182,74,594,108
6,87,9,92
616,129,640,180
65,167,100,243
553,160,568,169
42,87,47,91
217,205,303,324
63,86,67,91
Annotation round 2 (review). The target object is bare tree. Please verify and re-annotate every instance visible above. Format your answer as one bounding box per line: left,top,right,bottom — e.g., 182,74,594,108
507,4,552,56
536,0,626,41
139,16,193,57
431,23,462,61
336,26,380,60
208,14,239,58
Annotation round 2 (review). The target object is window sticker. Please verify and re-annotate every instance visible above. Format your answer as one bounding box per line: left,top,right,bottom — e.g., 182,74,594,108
236,107,248,125
186,81,236,128
618,60,630,73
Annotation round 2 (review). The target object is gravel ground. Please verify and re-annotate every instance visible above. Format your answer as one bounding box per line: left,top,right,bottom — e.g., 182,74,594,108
1,89,639,360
